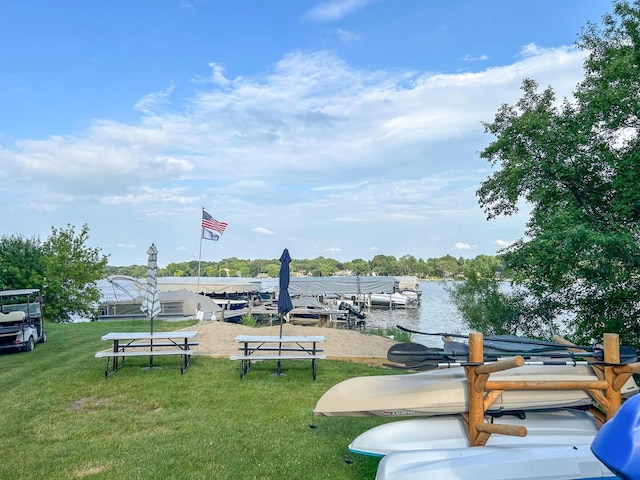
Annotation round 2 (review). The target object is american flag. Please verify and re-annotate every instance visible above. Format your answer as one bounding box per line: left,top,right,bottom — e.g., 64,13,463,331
202,210,228,234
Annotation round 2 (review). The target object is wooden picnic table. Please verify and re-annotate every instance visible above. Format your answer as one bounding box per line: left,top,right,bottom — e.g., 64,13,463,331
95,331,198,377
231,335,326,380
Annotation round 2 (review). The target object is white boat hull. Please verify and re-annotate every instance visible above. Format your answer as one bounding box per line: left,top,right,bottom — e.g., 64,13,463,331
375,444,616,480
349,409,600,457
313,364,640,417
369,292,411,307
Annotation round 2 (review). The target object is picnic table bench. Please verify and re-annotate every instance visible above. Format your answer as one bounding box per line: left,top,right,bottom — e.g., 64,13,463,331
96,331,198,377
231,335,326,380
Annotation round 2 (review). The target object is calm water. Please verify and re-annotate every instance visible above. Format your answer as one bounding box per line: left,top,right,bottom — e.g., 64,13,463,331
363,281,467,347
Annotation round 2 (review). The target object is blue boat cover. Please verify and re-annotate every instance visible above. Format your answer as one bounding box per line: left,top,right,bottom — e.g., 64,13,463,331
591,393,640,480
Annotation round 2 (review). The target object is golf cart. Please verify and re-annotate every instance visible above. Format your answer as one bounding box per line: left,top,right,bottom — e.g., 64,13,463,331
0,289,47,352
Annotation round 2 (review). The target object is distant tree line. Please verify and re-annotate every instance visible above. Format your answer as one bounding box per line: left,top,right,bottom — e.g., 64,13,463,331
107,253,507,280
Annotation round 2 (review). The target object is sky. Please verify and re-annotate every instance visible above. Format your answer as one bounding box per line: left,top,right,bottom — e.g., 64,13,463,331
0,0,615,267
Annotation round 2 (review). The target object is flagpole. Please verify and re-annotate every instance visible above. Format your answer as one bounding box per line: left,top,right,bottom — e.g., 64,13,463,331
197,206,204,293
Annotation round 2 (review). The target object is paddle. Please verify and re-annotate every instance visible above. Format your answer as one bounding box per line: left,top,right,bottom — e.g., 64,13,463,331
386,358,629,372
398,325,638,362
397,325,594,349
387,340,637,367
386,342,460,364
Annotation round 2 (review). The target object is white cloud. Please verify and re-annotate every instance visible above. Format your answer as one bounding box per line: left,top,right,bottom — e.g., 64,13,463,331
254,227,275,235
336,28,363,43
202,62,231,86
3,46,585,202
305,0,376,22
462,54,489,62
455,242,475,250
493,239,514,248
133,84,175,115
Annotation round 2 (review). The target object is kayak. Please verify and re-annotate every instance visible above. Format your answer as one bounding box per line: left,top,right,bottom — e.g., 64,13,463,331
314,364,639,417
375,444,617,480
591,392,640,480
349,408,600,457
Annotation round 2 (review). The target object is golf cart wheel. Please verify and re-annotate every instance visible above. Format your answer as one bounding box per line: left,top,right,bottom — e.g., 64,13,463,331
24,337,35,352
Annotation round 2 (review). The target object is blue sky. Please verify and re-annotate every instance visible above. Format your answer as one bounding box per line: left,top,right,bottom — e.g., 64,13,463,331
0,0,614,267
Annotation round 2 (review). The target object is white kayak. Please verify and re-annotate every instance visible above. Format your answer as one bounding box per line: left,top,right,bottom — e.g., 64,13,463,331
349,408,600,457
314,364,639,417
375,444,617,480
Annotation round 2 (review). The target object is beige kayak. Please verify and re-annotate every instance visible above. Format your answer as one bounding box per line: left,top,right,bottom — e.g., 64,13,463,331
313,364,639,417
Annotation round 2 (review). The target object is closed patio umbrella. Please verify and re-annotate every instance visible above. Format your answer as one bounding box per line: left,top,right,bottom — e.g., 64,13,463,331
275,248,293,375
141,243,161,369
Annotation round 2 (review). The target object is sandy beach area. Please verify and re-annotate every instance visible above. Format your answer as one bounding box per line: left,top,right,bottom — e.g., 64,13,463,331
189,320,400,366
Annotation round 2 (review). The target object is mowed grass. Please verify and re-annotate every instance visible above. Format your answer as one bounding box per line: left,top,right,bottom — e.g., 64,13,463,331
0,320,398,480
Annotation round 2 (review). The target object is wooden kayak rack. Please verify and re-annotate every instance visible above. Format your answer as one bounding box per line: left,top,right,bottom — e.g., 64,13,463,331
461,332,640,447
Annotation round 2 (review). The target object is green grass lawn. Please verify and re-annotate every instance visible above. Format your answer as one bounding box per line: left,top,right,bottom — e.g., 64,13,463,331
0,320,397,479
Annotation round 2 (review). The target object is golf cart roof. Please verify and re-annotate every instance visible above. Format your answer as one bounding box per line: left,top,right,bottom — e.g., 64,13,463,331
0,289,41,297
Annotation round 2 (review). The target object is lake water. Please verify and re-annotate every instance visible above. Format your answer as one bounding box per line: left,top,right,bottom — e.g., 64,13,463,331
363,281,467,347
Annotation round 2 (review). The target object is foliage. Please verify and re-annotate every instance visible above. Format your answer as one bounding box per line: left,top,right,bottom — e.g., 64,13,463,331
0,234,44,289
446,257,559,339
0,320,389,479
367,326,412,343
240,314,257,327
477,1,640,347
40,224,109,322
0,225,108,323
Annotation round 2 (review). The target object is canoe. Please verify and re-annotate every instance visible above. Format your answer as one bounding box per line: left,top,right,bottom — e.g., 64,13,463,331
375,444,617,480
349,408,600,457
313,364,640,417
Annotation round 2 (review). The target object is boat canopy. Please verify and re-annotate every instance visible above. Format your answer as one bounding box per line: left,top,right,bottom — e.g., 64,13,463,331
288,276,398,296
156,277,263,295
292,297,328,309
100,289,221,319
395,276,420,291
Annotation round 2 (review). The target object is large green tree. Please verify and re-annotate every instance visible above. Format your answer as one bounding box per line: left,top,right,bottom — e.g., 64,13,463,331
477,1,640,346
0,235,44,289
41,224,109,322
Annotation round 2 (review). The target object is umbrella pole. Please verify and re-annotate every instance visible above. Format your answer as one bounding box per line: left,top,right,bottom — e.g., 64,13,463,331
149,318,154,369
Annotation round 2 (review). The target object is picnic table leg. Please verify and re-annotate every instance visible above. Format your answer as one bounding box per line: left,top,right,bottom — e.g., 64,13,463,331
184,350,192,373
311,341,317,380
240,342,251,378
112,340,119,372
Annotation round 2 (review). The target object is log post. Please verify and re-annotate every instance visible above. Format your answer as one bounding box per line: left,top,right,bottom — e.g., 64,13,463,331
604,333,621,419
466,333,485,446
